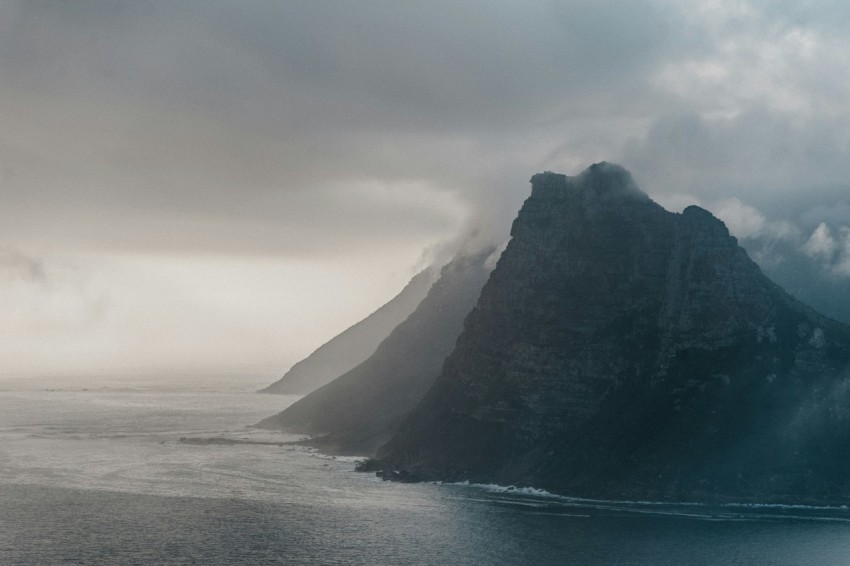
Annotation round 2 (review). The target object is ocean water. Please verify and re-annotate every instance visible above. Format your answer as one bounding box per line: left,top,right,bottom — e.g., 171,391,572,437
1,374,849,565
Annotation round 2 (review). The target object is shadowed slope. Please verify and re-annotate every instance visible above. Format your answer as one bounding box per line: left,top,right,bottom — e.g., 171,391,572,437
260,268,436,395
257,250,494,455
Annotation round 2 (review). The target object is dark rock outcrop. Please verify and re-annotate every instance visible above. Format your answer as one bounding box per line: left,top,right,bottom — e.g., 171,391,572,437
260,268,436,395
256,249,494,455
374,163,850,504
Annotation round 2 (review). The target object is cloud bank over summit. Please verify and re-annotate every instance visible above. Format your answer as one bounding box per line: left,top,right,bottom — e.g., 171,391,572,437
2,1,849,374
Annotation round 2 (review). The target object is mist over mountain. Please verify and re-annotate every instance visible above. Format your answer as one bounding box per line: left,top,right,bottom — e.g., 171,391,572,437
744,237,850,328
260,268,436,395
370,163,850,504
257,249,494,455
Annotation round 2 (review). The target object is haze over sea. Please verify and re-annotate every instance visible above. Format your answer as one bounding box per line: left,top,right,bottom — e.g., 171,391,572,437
0,374,848,565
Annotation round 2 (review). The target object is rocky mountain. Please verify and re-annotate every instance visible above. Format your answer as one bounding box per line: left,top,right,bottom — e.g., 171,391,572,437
257,249,494,455
371,163,850,505
259,268,436,395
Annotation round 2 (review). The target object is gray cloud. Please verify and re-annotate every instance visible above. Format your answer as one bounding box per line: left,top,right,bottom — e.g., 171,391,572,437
623,108,850,203
801,223,850,277
0,0,679,258
0,248,46,282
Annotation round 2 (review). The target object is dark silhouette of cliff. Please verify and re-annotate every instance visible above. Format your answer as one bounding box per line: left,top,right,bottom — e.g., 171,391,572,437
373,163,850,505
257,249,494,455
260,268,436,395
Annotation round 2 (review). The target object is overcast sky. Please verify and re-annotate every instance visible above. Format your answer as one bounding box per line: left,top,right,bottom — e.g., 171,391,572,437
3,0,850,377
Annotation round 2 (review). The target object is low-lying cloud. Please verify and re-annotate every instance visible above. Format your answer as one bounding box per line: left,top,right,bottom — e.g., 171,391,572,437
0,247,46,282
803,223,850,277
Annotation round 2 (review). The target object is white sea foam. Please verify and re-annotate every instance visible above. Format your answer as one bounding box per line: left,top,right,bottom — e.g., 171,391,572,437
292,444,367,463
448,482,561,499
434,480,850,519
722,502,850,512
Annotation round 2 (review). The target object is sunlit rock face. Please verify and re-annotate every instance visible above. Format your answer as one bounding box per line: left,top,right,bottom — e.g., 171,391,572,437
375,163,850,504
257,249,494,456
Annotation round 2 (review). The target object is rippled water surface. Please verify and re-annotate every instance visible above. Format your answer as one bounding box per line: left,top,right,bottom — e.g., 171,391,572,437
1,374,849,565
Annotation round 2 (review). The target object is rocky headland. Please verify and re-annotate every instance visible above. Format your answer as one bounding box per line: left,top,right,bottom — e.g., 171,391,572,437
368,163,850,505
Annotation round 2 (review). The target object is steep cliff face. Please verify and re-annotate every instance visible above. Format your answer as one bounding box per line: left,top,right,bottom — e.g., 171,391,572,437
260,268,436,395
375,163,850,504
257,250,493,455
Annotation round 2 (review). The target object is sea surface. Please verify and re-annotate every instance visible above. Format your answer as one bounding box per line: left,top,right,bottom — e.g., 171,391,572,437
1,373,849,565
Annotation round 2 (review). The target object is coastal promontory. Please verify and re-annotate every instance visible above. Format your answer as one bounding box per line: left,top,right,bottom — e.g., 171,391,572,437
371,163,850,504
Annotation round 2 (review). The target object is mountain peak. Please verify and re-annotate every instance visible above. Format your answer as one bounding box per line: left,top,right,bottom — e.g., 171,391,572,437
581,161,641,195
530,162,648,204
371,164,850,504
